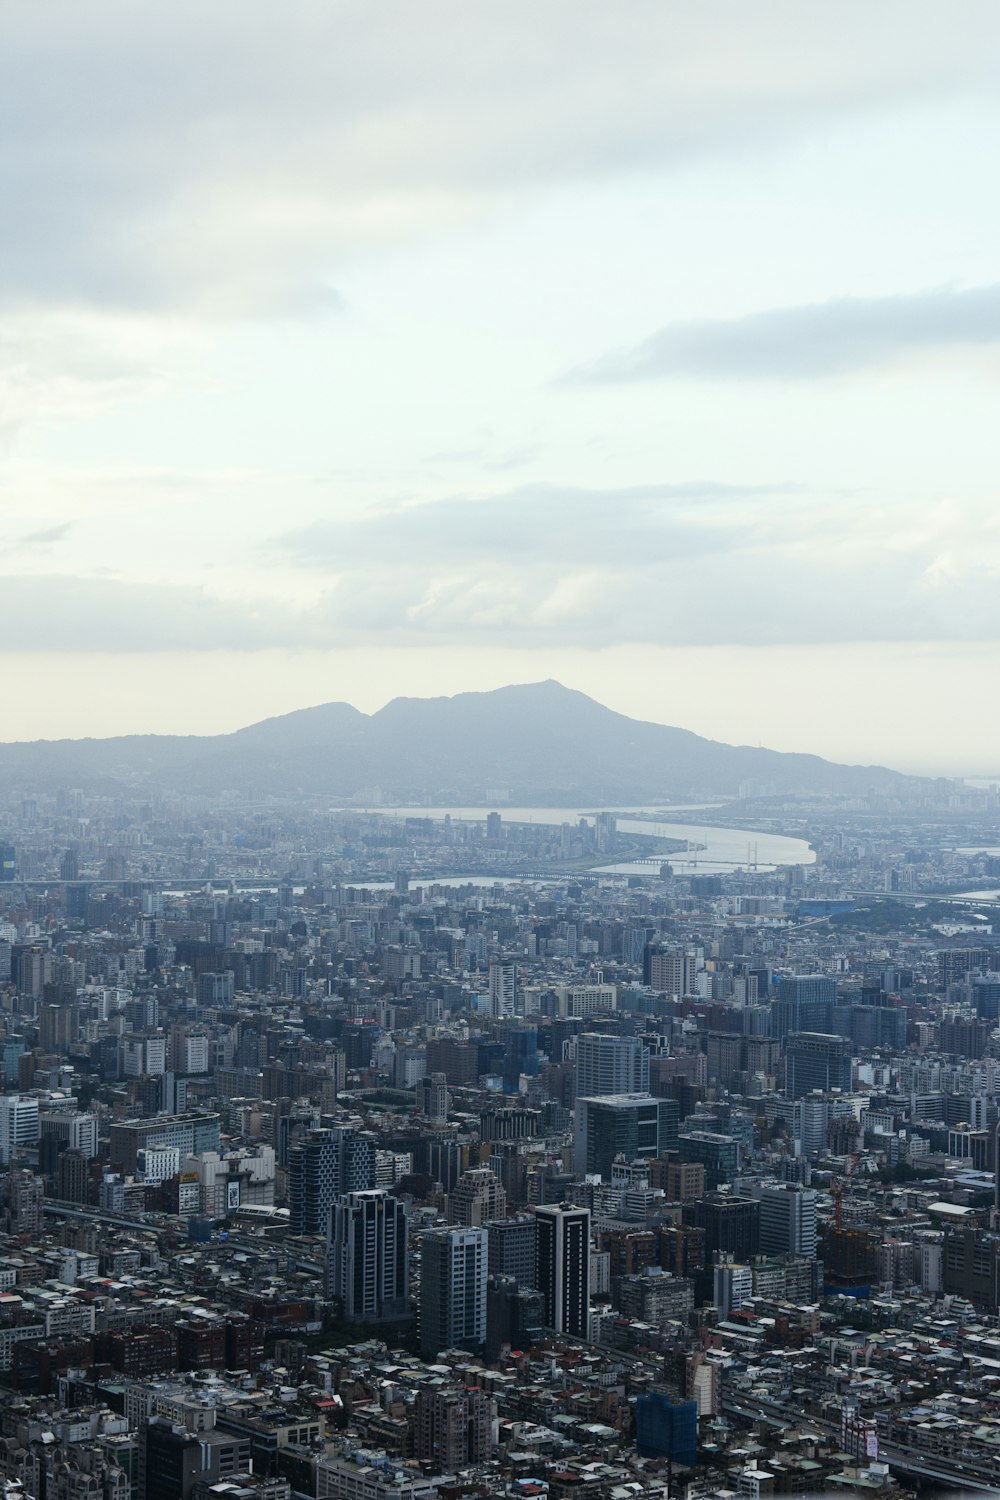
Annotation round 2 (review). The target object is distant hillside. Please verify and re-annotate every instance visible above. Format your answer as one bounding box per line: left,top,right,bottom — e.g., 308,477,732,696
0,680,920,801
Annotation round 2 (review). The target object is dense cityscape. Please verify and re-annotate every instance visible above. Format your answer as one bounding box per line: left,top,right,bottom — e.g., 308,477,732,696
3,779,1000,1499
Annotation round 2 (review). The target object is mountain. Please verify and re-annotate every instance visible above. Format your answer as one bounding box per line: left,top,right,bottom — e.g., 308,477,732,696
0,680,918,801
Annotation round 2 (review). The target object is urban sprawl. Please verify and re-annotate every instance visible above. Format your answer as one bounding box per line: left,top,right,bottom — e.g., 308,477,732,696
4,785,1000,1500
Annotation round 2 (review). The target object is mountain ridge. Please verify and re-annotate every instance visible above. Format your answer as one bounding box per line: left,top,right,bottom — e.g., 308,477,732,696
0,680,919,801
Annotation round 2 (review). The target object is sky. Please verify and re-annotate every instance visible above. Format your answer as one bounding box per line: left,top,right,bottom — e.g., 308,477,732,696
2,2,1000,774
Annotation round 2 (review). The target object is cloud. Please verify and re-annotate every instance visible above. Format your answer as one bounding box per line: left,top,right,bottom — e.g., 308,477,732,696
0,574,308,652
18,522,73,547
563,285,1000,383
5,504,1000,653
274,481,798,569
0,2,995,318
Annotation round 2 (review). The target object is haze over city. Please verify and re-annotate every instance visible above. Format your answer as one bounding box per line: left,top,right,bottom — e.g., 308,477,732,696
2,3,1000,773
8,11,1000,1498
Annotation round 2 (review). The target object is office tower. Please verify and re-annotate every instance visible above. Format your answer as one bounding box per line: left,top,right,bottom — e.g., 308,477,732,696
326,1189,408,1322
622,925,652,967
643,945,696,995
759,1183,818,1258
771,975,837,1039
785,1033,853,1100
847,1003,907,1050
502,1025,539,1093
448,1166,507,1227
575,1094,679,1179
486,1274,545,1361
486,1214,538,1287
634,1392,698,1463
683,1193,759,1259
790,1095,830,1158
0,1095,40,1164
419,1226,488,1359
39,1110,98,1176
938,948,991,988
490,959,517,1018
705,1032,743,1092
58,1148,90,1205
426,1137,465,1194
414,1072,450,1125
38,1003,80,1053
479,1104,540,1142
676,1131,739,1190
575,1033,650,1098
288,1126,376,1237
536,1202,590,1336
554,983,618,1019
139,1417,251,1500
426,1037,479,1086
0,843,14,881
414,1385,494,1468
108,1113,221,1174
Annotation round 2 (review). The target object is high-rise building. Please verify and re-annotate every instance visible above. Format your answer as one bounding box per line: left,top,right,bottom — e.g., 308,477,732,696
486,1214,537,1287
38,1110,98,1176
502,1025,539,1093
0,1095,40,1164
414,1384,494,1469
785,1033,853,1100
771,976,837,1040
634,1392,698,1463
0,1168,43,1233
109,1113,221,1174
448,1167,507,1227
58,1148,90,1205
326,1189,408,1322
489,959,517,1018
139,1417,251,1500
575,1033,650,1098
414,1072,450,1125
759,1184,818,1258
643,946,698,996
683,1193,759,1259
486,1274,545,1361
575,1094,679,1179
479,1104,540,1142
536,1202,590,1336
288,1127,375,1237
419,1226,488,1359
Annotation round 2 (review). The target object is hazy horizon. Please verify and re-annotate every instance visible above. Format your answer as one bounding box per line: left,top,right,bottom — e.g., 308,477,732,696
0,671,993,781
2,4,999,777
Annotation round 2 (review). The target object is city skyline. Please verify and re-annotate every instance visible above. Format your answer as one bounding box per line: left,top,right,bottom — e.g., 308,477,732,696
1,3,1000,771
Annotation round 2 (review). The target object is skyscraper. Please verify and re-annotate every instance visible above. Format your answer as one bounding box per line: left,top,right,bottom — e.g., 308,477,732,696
535,1202,590,1336
326,1188,409,1322
574,1094,679,1179
288,1126,375,1237
759,1183,818,1258
771,976,837,1040
489,959,517,1018
784,1033,853,1100
0,1095,40,1165
486,1213,537,1287
448,1166,507,1227
420,1226,488,1359
575,1033,650,1098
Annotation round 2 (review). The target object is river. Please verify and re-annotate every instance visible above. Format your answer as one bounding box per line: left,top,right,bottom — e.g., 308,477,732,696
367,804,815,876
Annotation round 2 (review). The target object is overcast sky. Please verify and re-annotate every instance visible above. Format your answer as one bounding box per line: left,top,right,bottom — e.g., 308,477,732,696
2,1,1000,774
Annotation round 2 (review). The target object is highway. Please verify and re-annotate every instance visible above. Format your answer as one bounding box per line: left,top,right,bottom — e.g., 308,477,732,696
722,1393,1000,1493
